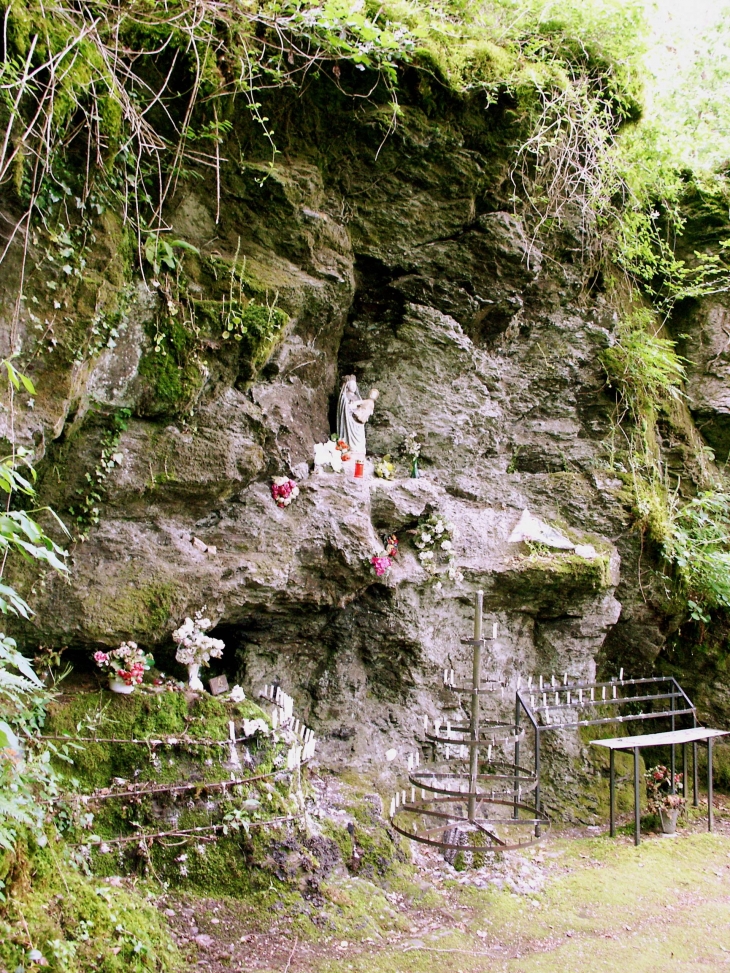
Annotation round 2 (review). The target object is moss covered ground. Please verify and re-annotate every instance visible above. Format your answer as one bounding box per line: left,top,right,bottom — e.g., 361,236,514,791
0,834,182,973
297,826,730,973
145,811,730,973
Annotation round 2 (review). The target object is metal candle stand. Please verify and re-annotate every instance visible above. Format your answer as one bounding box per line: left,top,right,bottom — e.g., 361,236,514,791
389,591,548,856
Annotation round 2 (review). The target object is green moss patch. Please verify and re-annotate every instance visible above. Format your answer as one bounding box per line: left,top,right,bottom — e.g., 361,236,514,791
137,311,206,418
314,831,730,973
0,833,180,973
46,689,273,790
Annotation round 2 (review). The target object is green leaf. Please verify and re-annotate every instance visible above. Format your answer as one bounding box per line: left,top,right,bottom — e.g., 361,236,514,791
0,583,32,618
3,361,19,390
7,648,40,685
0,721,20,752
19,373,36,395
170,240,200,254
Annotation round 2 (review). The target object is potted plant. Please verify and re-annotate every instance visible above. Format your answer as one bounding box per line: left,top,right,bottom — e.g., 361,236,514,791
172,607,225,691
645,764,685,835
94,642,154,693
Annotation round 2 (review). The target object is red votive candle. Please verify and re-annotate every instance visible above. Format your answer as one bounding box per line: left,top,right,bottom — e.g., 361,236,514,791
354,460,364,478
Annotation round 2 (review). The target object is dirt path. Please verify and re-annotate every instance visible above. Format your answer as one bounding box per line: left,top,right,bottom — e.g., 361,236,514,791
159,798,730,973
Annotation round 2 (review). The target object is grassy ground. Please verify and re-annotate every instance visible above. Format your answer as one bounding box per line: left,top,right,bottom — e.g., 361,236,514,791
164,796,730,973
315,832,730,973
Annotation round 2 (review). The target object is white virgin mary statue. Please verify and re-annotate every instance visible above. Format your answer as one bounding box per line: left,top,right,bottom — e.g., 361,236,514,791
337,375,379,458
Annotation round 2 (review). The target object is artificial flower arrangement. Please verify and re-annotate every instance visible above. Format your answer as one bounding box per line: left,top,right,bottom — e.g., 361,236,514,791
172,606,225,691
400,433,422,478
645,764,685,813
375,455,395,479
413,514,463,584
335,438,351,462
370,534,399,577
94,641,154,687
271,476,300,507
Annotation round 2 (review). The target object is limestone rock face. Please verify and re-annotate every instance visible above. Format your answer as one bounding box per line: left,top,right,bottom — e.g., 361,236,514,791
683,299,730,462
4,86,686,771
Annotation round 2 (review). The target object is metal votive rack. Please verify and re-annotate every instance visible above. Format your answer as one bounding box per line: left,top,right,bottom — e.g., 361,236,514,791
389,591,548,856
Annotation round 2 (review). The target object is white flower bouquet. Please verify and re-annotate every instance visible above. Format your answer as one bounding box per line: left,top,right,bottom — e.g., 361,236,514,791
413,514,463,583
172,607,225,691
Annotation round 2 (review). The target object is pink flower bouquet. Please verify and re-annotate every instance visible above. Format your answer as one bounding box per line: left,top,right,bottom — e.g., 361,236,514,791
94,642,154,686
271,477,300,508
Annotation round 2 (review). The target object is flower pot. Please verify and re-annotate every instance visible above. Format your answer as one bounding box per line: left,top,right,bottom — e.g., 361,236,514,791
108,675,135,695
187,663,205,692
659,806,680,835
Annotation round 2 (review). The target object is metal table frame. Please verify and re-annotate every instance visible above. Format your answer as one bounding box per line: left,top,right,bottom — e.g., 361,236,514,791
516,676,698,837
591,727,730,845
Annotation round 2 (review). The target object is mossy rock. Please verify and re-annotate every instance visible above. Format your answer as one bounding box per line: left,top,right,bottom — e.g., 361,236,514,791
498,550,613,613
46,689,272,791
0,831,180,973
137,310,206,418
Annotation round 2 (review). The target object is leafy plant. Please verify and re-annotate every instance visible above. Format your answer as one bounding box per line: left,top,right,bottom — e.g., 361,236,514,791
614,204,730,315
221,248,287,344
600,310,686,424
143,235,199,277
0,360,70,853
68,409,131,539
663,491,730,617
